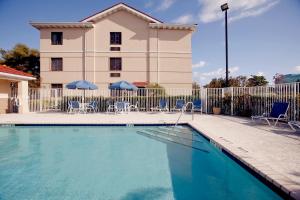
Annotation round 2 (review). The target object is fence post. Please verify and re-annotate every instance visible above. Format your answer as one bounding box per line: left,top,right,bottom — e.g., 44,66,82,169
39,88,42,112
294,82,297,121
231,87,234,116
205,88,208,114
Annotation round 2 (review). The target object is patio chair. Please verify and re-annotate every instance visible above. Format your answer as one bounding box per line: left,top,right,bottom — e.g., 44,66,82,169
251,102,289,126
86,101,98,113
129,101,139,112
114,102,126,114
288,121,300,131
171,99,186,112
68,101,80,113
192,99,202,114
151,99,168,112
106,100,115,113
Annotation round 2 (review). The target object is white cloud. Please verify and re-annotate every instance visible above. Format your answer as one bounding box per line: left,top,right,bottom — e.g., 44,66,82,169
156,0,176,11
257,71,264,76
198,0,279,23
192,61,206,68
295,66,300,72
145,1,153,8
228,0,279,22
201,66,239,77
173,14,194,24
193,66,239,84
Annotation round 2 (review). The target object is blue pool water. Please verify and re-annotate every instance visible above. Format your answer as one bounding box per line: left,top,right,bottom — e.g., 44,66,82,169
0,125,282,200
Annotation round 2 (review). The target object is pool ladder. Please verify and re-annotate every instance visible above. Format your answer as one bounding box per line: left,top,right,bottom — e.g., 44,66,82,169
174,102,194,127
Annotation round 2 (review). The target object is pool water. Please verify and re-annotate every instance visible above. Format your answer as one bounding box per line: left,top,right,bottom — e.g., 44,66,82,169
0,126,282,200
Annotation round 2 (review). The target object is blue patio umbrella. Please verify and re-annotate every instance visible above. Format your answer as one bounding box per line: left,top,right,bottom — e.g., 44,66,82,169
66,80,98,90
109,81,138,91
66,80,98,103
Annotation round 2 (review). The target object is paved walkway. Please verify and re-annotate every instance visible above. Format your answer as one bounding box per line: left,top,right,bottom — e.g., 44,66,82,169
0,112,299,199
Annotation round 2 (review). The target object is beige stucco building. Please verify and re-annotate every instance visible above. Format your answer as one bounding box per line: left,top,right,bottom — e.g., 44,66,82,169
31,3,196,90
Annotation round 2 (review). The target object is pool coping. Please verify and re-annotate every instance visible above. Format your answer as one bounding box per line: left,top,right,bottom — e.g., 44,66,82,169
0,122,297,200
187,123,296,200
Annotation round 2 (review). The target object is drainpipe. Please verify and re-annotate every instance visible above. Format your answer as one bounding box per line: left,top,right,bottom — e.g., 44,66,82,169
156,29,159,84
83,30,86,81
93,25,96,84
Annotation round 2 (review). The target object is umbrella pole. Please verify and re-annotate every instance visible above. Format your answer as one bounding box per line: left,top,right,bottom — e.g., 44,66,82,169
83,90,85,103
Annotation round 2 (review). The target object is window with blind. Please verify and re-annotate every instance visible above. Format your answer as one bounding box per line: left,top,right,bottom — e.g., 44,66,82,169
110,58,122,71
110,32,121,45
51,32,63,45
51,58,63,71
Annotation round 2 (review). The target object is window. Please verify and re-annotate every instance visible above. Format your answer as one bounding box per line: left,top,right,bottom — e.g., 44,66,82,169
51,58,63,71
51,32,63,45
110,58,122,71
51,84,63,97
110,73,120,77
51,84,63,89
110,32,121,45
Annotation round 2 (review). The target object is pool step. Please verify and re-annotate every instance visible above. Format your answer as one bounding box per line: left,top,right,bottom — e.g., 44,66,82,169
157,126,197,136
136,129,208,153
147,128,203,143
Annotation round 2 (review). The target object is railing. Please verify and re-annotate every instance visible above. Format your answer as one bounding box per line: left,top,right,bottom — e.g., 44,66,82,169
28,88,202,113
27,82,300,121
206,82,300,121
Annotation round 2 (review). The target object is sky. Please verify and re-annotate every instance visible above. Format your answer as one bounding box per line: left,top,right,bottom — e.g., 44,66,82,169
0,0,299,85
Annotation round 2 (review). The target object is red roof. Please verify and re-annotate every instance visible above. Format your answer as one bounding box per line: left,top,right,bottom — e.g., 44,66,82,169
0,65,33,77
133,81,148,87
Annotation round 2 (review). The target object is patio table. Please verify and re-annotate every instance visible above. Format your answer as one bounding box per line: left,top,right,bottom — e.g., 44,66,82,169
79,103,90,113
123,102,131,113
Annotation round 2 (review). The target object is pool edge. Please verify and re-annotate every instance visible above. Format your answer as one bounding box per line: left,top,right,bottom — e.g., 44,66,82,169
0,122,296,200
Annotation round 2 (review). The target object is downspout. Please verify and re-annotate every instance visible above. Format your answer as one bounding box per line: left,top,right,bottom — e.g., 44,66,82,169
93,25,96,84
83,30,86,81
156,29,159,84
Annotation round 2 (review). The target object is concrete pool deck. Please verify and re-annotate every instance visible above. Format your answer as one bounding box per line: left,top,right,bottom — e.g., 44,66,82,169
0,112,299,199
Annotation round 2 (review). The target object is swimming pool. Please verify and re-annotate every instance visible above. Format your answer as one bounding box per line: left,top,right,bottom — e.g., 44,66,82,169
0,125,283,200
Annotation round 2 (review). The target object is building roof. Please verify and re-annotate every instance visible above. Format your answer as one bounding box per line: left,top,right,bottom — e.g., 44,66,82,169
133,81,148,87
0,65,36,81
80,2,162,23
149,23,197,31
30,3,196,31
281,74,300,83
30,22,94,29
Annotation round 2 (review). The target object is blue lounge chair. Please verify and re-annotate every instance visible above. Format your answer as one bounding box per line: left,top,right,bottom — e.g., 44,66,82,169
288,121,300,131
192,99,202,114
68,101,80,113
86,101,98,113
172,99,186,112
151,99,168,112
251,102,289,126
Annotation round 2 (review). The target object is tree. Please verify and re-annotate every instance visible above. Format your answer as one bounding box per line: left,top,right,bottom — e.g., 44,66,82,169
204,78,226,88
205,75,268,88
273,73,284,84
205,76,248,88
0,43,40,87
246,75,268,87
146,83,164,89
192,82,201,89
146,83,166,96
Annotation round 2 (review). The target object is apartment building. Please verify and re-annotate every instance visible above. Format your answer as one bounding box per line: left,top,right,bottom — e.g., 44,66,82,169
31,3,196,90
